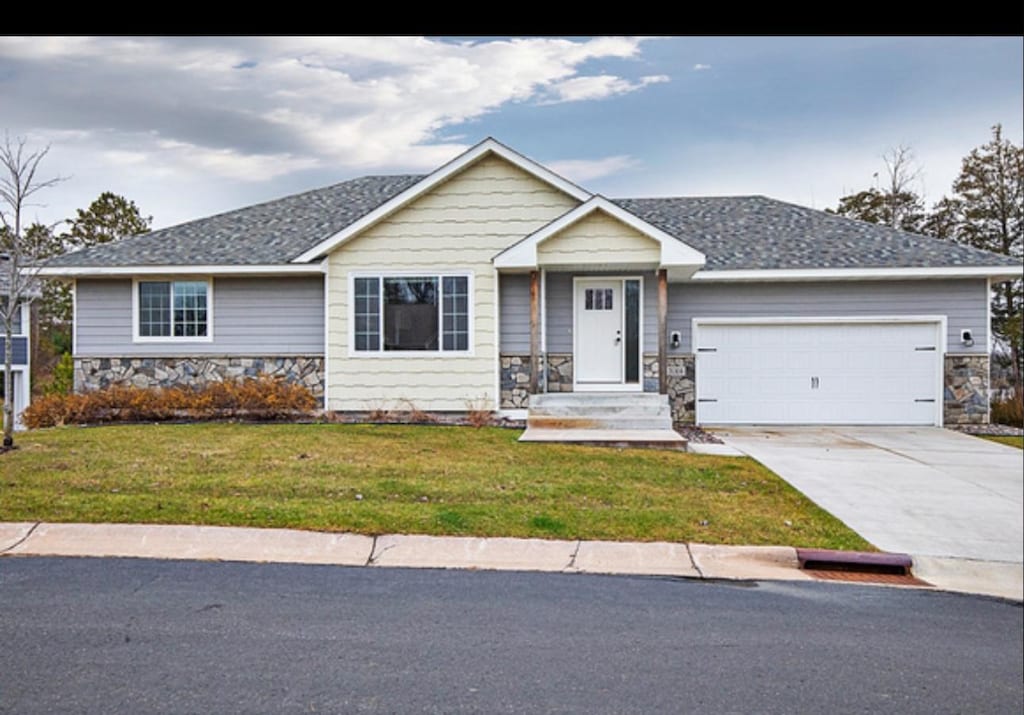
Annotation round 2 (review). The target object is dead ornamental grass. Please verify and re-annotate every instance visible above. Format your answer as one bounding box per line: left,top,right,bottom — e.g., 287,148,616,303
21,377,318,427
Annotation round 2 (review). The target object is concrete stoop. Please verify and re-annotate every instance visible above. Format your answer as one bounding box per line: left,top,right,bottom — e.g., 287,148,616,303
520,393,685,449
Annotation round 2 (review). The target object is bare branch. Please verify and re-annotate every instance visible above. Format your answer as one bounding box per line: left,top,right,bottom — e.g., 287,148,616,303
1,132,68,446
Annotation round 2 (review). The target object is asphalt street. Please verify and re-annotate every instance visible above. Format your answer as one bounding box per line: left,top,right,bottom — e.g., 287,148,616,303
1,557,1021,714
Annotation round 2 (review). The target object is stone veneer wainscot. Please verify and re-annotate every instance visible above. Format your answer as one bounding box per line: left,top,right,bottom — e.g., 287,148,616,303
75,356,326,405
943,353,990,425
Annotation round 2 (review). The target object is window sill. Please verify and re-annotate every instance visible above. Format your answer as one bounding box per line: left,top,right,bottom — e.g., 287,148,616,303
132,336,215,344
347,350,476,359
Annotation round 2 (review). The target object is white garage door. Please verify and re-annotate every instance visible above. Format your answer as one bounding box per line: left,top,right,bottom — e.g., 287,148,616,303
695,320,942,425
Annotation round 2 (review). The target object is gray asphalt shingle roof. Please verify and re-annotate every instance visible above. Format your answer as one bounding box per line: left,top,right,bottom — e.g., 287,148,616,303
46,175,425,268
47,175,1021,271
613,195,1022,270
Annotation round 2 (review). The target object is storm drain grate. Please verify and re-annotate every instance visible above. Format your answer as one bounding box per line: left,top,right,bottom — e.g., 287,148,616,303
806,569,932,586
796,548,929,586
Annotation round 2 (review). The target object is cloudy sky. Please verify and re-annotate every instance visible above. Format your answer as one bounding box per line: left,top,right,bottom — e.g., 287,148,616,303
1,36,1022,230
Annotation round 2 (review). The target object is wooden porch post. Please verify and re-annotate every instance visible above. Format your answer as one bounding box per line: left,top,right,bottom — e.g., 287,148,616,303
658,269,668,395
529,270,540,394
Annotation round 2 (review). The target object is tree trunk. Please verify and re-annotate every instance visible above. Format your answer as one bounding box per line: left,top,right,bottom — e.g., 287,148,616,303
3,317,13,447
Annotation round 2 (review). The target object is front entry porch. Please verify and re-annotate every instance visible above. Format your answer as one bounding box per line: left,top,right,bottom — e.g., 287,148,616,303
493,196,706,443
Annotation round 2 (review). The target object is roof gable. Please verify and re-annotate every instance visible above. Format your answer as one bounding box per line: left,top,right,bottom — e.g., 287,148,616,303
290,137,591,263
494,196,706,275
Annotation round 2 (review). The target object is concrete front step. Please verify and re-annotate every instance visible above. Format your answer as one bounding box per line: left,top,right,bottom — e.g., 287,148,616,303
527,392,674,432
527,415,674,431
518,428,687,450
529,404,672,417
530,392,666,406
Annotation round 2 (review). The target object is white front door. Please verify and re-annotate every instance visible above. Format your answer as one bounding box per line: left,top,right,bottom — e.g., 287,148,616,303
576,280,623,383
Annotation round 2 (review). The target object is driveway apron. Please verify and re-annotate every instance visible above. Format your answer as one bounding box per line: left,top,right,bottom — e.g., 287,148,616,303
716,426,1023,563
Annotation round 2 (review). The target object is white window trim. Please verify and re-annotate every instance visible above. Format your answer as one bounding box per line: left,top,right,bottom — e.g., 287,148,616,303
131,277,215,343
347,270,475,358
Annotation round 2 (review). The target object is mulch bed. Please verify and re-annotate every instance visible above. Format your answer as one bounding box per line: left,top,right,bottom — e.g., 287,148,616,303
675,425,724,444
947,423,1024,437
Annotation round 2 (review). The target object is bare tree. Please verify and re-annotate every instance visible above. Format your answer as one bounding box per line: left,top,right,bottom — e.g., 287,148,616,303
829,144,926,233
1,135,65,448
881,145,924,231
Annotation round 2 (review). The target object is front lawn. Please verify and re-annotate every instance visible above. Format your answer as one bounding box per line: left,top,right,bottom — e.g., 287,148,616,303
2,423,871,550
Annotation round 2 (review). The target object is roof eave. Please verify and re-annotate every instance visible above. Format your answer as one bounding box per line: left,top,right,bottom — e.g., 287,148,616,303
689,266,1024,282
36,263,327,278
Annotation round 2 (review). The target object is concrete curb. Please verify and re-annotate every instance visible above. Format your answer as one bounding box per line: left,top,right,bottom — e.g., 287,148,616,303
1,522,1019,601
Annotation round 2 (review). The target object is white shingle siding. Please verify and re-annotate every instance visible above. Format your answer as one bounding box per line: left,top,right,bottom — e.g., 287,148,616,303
325,155,579,412
536,212,661,267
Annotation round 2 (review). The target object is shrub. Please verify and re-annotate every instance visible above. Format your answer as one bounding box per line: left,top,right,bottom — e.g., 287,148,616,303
22,376,317,429
43,353,75,396
990,394,1023,428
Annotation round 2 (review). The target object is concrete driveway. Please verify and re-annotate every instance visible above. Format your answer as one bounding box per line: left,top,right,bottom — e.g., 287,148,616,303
716,426,1023,563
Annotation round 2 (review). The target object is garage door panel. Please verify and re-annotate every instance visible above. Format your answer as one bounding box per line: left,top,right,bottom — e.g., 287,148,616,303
696,321,940,425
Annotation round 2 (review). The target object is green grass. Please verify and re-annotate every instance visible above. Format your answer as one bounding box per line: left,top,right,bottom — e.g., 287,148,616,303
1,423,871,550
980,435,1024,449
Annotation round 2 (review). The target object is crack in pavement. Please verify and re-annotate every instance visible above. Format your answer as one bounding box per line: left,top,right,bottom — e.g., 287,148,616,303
0,522,41,555
564,540,582,571
366,536,397,566
684,543,704,579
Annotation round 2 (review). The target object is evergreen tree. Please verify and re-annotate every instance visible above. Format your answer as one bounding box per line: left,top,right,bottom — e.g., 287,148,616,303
65,191,151,248
934,125,1023,388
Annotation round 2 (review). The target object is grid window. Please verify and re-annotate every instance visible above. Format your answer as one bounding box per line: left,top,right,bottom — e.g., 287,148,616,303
585,288,613,311
442,276,469,351
353,274,470,353
137,281,209,339
353,277,381,351
173,281,208,337
139,282,172,337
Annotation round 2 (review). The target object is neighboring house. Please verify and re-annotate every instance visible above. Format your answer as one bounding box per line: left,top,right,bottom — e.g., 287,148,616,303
40,138,1022,427
0,263,32,430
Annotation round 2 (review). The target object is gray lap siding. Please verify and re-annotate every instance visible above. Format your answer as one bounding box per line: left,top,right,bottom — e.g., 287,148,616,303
667,279,988,355
75,277,325,356
73,276,326,404
499,276,988,357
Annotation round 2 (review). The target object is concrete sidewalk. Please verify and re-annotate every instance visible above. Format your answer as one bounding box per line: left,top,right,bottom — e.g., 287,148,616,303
1,522,1021,601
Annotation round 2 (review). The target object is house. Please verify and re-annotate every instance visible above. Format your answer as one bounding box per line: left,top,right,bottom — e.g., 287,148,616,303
39,138,1022,428
1,261,32,430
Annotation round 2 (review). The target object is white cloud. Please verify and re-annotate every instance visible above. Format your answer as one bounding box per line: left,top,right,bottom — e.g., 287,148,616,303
0,36,669,178
543,74,669,104
547,155,640,182
693,63,712,71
